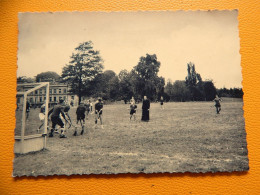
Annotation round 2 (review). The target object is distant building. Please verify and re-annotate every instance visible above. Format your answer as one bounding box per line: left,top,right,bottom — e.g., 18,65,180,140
17,81,78,108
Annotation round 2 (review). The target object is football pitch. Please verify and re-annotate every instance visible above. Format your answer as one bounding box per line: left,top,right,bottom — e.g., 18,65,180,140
13,100,249,176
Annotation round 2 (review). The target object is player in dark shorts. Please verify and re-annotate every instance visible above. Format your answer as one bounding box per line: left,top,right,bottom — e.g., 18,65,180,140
26,100,31,120
213,95,222,114
160,96,164,110
48,99,67,138
94,98,104,129
74,102,86,136
84,100,91,119
129,102,137,121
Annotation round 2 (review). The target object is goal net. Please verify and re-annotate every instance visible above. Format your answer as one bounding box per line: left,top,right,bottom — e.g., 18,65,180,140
15,82,50,154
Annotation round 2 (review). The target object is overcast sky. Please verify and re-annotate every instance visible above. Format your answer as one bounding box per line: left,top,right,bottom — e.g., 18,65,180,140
17,10,241,88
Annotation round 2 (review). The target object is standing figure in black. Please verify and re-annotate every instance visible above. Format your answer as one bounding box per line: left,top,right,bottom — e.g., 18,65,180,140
141,96,150,122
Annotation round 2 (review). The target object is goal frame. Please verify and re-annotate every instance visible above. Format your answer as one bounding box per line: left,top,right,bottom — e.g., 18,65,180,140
15,82,50,154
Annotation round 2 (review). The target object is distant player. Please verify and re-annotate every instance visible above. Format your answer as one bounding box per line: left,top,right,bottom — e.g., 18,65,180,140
94,97,104,129
37,101,48,132
160,96,164,110
48,99,67,138
70,99,74,107
74,102,86,136
213,95,222,114
84,100,91,119
130,96,135,104
129,102,137,121
26,100,31,120
90,100,93,113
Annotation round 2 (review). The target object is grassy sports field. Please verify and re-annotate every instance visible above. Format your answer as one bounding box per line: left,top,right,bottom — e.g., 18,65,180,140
13,99,249,176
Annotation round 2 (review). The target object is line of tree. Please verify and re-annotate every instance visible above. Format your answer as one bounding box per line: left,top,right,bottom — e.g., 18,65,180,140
164,62,243,102
17,76,35,83
165,62,217,102
17,71,61,84
17,41,243,104
217,87,243,98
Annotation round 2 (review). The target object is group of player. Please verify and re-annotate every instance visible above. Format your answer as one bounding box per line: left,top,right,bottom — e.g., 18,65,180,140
35,94,222,138
36,98,103,138
37,95,145,138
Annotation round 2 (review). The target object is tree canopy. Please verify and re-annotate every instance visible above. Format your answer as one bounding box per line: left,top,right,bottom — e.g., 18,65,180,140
132,54,162,100
164,63,217,102
185,62,202,87
86,70,119,100
36,71,60,82
61,41,103,103
17,76,35,84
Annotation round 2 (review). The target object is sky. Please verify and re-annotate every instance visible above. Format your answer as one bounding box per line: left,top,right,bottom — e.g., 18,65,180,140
17,10,242,88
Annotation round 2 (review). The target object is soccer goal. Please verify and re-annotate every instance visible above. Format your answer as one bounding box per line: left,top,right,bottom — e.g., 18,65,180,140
15,82,49,154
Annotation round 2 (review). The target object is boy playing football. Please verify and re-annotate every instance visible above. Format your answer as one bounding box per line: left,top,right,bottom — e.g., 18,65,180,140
48,99,67,138
94,97,104,129
129,102,137,121
84,100,91,119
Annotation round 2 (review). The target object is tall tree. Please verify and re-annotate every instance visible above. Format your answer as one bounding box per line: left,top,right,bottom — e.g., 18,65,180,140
165,80,190,102
133,54,161,100
108,76,120,100
155,76,165,100
185,62,202,101
85,70,120,100
118,69,134,102
172,80,190,102
203,80,217,101
61,41,103,103
165,79,174,99
185,62,201,87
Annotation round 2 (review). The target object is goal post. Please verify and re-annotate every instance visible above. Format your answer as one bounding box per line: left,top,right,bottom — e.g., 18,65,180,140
15,82,49,154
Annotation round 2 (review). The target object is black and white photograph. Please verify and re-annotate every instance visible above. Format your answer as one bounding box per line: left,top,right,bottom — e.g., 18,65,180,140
14,10,248,176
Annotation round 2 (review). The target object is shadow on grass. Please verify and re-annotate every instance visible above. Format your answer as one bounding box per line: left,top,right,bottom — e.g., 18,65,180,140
14,148,49,157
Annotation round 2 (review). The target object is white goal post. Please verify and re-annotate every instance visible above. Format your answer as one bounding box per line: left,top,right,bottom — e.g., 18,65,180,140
15,82,50,154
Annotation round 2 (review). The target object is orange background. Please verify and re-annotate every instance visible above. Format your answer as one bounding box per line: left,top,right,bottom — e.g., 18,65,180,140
0,0,259,194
